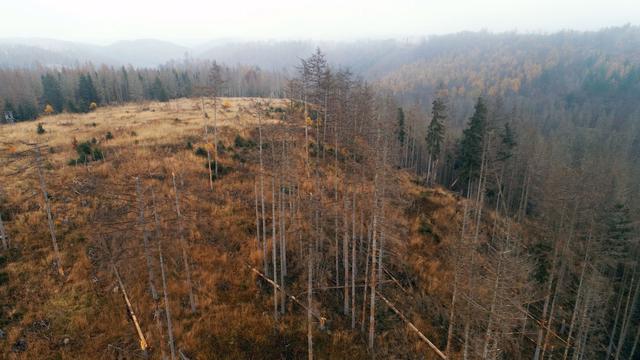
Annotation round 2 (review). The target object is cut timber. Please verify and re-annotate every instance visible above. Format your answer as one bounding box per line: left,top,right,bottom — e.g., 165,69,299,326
377,292,447,360
112,264,149,352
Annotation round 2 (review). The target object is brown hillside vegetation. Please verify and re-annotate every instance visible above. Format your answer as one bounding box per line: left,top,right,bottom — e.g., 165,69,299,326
0,97,527,359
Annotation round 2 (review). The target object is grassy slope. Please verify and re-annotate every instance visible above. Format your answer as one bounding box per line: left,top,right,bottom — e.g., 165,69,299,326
0,98,484,359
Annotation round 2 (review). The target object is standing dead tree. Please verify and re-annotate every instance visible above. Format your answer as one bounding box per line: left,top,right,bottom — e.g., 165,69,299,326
152,189,176,360
172,172,196,313
33,143,65,277
0,211,7,251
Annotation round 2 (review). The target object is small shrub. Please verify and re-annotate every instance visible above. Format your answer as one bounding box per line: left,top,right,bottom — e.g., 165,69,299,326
232,152,245,163
195,147,208,157
205,161,232,181
37,123,45,134
186,141,193,150
68,141,103,165
105,131,114,140
89,102,97,111
234,135,255,148
130,131,137,137
217,141,227,155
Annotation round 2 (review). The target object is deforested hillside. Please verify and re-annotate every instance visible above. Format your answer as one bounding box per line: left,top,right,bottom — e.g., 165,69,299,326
0,90,537,359
0,41,639,360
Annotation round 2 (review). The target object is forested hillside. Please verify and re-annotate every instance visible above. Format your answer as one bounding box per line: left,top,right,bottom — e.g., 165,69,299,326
0,27,639,359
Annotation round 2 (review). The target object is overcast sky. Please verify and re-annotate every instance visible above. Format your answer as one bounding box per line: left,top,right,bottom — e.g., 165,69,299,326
2,0,639,44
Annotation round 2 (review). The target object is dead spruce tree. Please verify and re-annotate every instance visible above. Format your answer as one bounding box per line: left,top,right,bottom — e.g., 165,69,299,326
172,172,196,313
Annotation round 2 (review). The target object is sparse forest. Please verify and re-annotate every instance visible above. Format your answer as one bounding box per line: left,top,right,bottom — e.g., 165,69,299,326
0,26,639,359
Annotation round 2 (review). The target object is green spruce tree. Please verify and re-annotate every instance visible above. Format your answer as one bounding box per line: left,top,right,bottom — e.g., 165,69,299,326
457,97,488,185
395,107,406,147
41,73,64,113
77,74,99,112
426,98,446,158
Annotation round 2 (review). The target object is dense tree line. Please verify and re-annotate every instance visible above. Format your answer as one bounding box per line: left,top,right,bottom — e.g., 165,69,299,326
0,60,286,120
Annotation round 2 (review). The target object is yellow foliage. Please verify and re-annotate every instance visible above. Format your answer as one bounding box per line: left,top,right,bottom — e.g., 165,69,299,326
89,102,98,111
305,117,313,126
44,104,54,115
222,100,231,110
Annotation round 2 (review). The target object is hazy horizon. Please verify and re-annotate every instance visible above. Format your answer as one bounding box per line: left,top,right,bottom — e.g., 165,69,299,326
2,0,639,45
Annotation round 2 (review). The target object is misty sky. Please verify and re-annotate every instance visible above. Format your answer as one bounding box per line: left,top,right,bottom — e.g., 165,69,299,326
2,0,639,44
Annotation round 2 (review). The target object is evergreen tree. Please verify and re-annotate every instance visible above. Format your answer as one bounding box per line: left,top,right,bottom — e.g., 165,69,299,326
457,97,488,184
77,74,99,112
604,203,634,264
395,107,406,146
426,98,446,158
41,73,64,113
497,122,517,162
151,77,169,102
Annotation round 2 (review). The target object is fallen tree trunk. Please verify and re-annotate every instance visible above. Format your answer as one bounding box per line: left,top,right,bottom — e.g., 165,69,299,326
376,291,447,360
112,264,149,353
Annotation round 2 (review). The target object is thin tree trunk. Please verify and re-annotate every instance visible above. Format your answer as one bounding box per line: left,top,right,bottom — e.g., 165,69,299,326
203,97,214,191
172,173,196,313
0,212,7,250
151,189,170,360
158,235,176,360
628,322,640,360
258,109,268,275
136,177,158,300
343,189,350,315
562,236,592,360
271,178,278,321
361,221,372,332
35,146,64,277
254,180,261,251
351,191,357,329
113,264,149,353
307,234,314,360
606,273,627,359
368,211,378,353
614,271,640,360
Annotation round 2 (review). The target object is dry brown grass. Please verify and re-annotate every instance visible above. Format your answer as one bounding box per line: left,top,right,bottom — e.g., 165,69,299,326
0,97,506,359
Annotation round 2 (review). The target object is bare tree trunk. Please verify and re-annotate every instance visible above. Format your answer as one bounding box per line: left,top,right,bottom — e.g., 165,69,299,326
258,109,268,276
533,227,563,360
158,234,176,360
614,272,640,360
0,212,7,250
606,274,627,359
271,178,279,321
343,189,350,316
151,190,169,360
368,211,378,354
361,221,372,332
136,177,158,300
483,251,503,359
172,173,196,313
307,234,314,360
202,98,214,192
447,202,468,356
113,263,148,353
562,235,592,360
213,98,219,179
629,322,640,360
254,180,261,251
35,146,64,277
351,191,357,329
279,167,286,313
